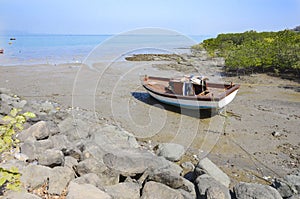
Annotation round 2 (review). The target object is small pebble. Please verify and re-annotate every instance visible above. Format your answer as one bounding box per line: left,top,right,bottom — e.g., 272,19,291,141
272,131,281,137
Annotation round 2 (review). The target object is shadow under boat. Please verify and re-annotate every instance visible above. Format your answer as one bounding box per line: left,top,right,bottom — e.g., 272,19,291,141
131,92,219,119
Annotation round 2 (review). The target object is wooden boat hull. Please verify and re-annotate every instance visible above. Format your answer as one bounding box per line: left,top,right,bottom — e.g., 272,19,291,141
142,76,240,109
145,86,238,109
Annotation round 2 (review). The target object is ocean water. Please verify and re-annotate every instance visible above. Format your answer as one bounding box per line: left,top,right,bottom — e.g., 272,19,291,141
0,34,209,66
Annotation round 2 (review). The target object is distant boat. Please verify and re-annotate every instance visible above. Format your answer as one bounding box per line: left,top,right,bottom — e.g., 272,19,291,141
142,75,240,109
10,37,16,40
0,48,4,54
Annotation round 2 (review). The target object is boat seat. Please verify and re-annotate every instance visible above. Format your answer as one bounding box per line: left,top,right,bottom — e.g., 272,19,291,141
197,90,210,96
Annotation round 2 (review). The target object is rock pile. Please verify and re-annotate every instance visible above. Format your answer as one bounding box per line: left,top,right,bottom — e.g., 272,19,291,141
125,52,225,74
0,88,299,199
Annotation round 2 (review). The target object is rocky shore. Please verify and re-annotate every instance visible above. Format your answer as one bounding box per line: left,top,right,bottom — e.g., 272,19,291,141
125,51,225,74
0,48,299,198
0,87,300,198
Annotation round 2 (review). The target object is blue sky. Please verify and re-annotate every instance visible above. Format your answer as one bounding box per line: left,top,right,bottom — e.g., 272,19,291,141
0,0,299,35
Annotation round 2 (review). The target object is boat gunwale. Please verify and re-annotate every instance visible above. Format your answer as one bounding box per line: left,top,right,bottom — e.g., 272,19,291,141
142,76,240,102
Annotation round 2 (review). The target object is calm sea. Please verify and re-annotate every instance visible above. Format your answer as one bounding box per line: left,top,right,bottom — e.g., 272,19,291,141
0,34,209,66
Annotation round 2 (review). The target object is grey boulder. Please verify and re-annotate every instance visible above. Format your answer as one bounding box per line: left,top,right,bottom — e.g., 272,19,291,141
3,192,41,199
21,164,52,189
64,156,78,169
75,158,119,186
38,149,64,168
21,164,74,195
20,139,54,161
234,182,282,199
156,143,185,162
21,121,50,140
66,182,112,199
141,181,184,199
195,174,230,199
72,173,104,189
195,157,230,188
285,175,300,193
104,182,140,199
103,148,171,176
48,166,75,195
272,177,297,198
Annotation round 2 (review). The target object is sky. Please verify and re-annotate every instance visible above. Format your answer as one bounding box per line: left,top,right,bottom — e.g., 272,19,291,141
0,0,299,36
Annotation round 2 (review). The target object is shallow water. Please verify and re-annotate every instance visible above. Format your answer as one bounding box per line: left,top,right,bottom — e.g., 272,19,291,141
0,34,209,66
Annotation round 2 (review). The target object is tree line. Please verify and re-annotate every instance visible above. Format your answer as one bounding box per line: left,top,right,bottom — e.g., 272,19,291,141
192,29,300,74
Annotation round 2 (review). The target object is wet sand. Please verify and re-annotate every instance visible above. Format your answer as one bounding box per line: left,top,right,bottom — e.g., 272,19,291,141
0,60,299,185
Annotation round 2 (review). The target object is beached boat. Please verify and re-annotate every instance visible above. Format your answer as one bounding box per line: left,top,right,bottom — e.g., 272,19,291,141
142,75,240,109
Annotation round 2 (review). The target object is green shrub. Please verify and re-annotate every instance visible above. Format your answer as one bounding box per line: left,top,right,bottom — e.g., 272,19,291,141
193,29,300,73
0,108,35,192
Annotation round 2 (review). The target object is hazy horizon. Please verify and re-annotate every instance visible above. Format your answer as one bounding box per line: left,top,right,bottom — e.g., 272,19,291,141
1,0,299,36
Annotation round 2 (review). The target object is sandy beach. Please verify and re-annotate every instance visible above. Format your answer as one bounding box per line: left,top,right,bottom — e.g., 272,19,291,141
1,56,299,186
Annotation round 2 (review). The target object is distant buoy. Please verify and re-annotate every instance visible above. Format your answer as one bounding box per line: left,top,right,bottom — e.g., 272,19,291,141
8,42,12,45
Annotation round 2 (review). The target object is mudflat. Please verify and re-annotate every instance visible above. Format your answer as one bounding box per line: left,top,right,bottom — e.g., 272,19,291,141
0,58,299,185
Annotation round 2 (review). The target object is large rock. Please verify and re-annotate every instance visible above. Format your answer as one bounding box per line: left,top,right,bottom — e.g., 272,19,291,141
66,182,112,199
234,182,282,199
64,156,79,169
206,186,229,199
21,121,50,140
48,166,75,195
288,195,300,199
195,157,230,187
156,143,185,162
21,165,52,189
179,189,197,199
21,164,75,194
75,157,106,175
49,134,83,161
98,124,139,148
20,139,53,161
0,93,27,109
0,88,12,95
45,120,60,135
272,174,300,198
285,175,300,193
62,147,82,161
72,173,104,189
195,174,230,199
179,178,197,199
104,182,140,199
39,101,56,114
0,99,11,115
3,192,41,199
0,159,27,173
103,148,171,176
146,166,195,198
38,149,64,168
141,181,184,199
58,116,90,141
49,134,73,151
81,142,107,161
75,158,119,186
272,178,298,198
148,167,185,189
